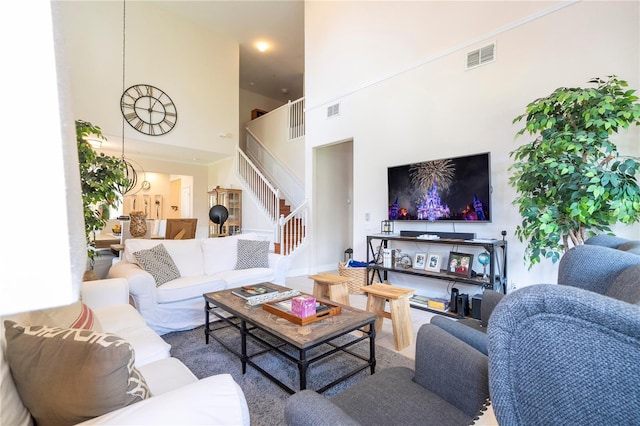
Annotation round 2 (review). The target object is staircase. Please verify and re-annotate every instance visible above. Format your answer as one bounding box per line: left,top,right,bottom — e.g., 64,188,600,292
238,98,307,256
237,139,308,256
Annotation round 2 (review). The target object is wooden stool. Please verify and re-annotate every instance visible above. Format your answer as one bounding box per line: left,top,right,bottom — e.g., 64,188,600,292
361,283,415,350
308,273,351,306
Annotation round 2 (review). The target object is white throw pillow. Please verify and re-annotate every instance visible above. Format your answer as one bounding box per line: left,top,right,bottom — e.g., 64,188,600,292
156,239,205,276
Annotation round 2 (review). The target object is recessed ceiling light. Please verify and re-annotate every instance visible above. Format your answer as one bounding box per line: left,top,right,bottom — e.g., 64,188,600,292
256,41,269,52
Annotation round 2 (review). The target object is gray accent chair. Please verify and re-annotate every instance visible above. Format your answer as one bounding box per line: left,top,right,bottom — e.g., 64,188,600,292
584,233,640,253
488,283,640,425
284,323,490,426
430,235,640,355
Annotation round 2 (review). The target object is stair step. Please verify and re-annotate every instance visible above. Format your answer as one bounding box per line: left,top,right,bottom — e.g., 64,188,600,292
279,198,291,216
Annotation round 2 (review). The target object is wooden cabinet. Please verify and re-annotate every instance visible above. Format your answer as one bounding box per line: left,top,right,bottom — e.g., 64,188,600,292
208,187,242,237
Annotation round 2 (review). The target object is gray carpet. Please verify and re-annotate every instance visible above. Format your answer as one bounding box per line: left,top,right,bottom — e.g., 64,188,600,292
163,323,414,426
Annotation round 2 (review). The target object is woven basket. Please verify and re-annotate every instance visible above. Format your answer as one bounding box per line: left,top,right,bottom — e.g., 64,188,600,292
338,262,379,294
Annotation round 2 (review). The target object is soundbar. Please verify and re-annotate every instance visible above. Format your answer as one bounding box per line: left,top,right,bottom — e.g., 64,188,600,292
399,230,476,240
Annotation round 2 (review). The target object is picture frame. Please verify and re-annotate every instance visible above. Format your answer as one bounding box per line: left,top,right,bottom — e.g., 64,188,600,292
414,252,426,269
447,251,474,278
424,252,442,272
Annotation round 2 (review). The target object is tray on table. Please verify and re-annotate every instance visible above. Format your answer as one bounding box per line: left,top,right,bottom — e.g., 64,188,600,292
262,297,342,325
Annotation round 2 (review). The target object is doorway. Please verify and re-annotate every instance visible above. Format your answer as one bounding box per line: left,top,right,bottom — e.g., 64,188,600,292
314,139,354,270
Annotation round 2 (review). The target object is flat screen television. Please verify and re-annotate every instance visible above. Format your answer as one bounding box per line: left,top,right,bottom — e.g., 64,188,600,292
387,152,491,222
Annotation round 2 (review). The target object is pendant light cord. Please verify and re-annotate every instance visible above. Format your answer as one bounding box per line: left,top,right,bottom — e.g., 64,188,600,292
118,0,139,196
121,0,126,161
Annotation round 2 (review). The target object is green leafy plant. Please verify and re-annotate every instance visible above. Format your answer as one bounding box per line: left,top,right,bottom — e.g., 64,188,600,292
509,76,640,267
76,120,128,268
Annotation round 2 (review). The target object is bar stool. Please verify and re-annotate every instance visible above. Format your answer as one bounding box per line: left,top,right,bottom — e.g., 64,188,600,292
361,283,415,350
308,273,351,306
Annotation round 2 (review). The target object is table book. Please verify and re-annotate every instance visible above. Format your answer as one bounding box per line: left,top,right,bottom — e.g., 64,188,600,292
232,284,279,300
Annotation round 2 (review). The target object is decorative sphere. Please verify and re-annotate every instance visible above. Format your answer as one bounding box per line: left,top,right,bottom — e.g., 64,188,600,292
209,204,229,225
478,252,490,266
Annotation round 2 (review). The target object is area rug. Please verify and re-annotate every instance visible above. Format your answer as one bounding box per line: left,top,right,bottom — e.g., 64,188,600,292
163,324,414,426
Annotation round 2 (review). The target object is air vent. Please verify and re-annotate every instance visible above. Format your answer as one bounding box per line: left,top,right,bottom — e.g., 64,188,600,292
327,103,340,118
466,43,496,70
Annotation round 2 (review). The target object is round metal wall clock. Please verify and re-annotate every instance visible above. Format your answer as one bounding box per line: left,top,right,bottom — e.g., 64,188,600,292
120,84,177,136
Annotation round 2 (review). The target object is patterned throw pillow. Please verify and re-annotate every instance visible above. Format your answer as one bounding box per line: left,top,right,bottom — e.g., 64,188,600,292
235,239,269,270
133,243,181,286
4,321,150,425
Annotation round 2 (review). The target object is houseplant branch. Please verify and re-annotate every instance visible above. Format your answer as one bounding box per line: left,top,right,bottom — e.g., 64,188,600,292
76,120,128,270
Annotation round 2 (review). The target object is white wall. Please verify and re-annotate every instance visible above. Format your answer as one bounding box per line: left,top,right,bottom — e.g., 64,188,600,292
246,104,306,184
240,88,285,139
57,1,248,239
305,1,640,293
57,1,239,156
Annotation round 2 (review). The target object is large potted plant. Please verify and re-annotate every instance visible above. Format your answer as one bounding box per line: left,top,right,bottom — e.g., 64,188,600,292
76,120,128,273
509,76,640,267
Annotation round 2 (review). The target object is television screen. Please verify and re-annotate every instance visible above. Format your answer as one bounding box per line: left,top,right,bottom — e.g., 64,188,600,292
387,152,491,222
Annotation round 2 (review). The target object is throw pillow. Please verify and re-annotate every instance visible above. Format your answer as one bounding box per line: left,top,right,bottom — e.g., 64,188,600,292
29,300,100,331
133,243,181,286
235,239,269,270
4,321,150,425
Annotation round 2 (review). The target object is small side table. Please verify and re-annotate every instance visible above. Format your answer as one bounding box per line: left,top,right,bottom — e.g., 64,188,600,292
308,273,351,306
361,283,415,351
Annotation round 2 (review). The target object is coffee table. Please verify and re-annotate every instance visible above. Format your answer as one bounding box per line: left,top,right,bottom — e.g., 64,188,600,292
204,287,377,394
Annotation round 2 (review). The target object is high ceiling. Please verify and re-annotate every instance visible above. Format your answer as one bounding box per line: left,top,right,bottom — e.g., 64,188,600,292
157,1,304,101
99,1,304,165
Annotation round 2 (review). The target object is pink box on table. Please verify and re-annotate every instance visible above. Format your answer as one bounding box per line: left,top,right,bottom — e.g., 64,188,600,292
291,295,317,318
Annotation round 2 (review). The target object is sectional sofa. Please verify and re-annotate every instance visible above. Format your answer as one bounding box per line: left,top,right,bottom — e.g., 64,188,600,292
1,278,250,425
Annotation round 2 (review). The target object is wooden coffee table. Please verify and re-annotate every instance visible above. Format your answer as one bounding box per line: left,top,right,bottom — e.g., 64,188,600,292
204,287,377,394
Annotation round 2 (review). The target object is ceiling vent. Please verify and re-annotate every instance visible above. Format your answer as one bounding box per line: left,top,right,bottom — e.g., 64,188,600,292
327,103,340,118
466,43,495,70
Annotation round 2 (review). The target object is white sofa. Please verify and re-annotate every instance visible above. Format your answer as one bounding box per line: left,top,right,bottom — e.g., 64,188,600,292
109,233,290,335
1,278,250,425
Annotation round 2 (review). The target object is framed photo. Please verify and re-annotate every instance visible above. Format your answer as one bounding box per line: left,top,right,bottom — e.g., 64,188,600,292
414,253,426,269
447,252,474,278
424,252,442,272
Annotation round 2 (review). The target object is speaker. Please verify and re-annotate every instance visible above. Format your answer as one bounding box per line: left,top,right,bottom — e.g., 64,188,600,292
399,230,477,240
456,294,469,317
471,294,483,320
449,288,459,313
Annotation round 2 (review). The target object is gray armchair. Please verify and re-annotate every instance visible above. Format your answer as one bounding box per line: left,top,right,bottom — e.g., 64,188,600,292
431,236,640,355
488,283,640,425
284,323,490,426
